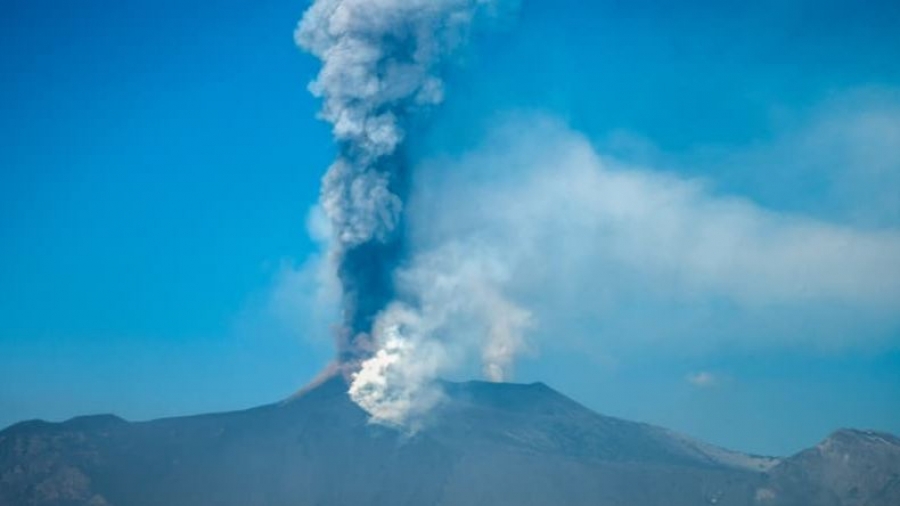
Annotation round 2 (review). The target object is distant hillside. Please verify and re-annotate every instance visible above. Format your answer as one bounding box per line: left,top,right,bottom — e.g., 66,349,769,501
1,377,897,506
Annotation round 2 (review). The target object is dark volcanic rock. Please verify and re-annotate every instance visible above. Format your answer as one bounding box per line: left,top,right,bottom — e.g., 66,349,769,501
0,378,896,506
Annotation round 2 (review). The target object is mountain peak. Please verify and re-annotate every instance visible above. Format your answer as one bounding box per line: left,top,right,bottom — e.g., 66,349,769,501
823,428,900,448
3,380,897,506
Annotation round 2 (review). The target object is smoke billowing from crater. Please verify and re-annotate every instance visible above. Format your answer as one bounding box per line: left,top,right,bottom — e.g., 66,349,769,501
296,0,526,426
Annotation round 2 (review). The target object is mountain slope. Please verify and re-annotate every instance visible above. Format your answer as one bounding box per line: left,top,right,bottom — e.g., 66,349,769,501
760,429,900,506
0,377,896,506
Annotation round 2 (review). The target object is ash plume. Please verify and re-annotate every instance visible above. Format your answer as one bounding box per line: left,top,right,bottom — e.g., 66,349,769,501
296,0,522,425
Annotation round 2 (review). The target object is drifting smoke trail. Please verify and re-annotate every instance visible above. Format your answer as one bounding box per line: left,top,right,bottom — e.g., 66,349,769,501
297,0,525,427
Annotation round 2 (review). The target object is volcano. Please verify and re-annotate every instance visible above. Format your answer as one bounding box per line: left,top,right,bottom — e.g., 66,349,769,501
1,377,897,506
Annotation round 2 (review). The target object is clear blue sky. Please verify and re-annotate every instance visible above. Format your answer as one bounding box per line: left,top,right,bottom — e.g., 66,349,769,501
2,0,899,456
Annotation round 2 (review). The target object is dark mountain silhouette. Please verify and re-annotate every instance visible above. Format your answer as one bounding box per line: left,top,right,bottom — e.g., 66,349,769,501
1,377,897,506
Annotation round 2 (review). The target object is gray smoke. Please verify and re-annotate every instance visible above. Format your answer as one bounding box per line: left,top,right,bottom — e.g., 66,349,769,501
296,0,521,425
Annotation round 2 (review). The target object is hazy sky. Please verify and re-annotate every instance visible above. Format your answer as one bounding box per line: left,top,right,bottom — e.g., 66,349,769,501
2,0,899,456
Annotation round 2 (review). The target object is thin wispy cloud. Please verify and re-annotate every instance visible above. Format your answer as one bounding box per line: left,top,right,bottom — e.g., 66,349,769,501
408,113,900,360
686,371,718,388
662,87,900,228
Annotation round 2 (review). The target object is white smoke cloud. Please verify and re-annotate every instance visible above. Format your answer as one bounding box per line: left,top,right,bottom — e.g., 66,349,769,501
408,115,900,357
349,242,532,427
348,307,450,429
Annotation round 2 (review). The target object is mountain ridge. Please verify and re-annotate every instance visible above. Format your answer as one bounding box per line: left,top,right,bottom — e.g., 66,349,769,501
1,377,897,506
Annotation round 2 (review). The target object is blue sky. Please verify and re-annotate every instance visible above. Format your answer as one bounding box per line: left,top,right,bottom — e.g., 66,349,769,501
2,0,899,456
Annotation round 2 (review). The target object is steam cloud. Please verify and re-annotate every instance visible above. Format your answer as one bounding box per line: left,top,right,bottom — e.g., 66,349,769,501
407,116,900,356
296,0,524,426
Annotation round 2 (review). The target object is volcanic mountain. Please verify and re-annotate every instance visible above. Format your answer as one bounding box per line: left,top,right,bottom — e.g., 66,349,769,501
1,377,897,506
